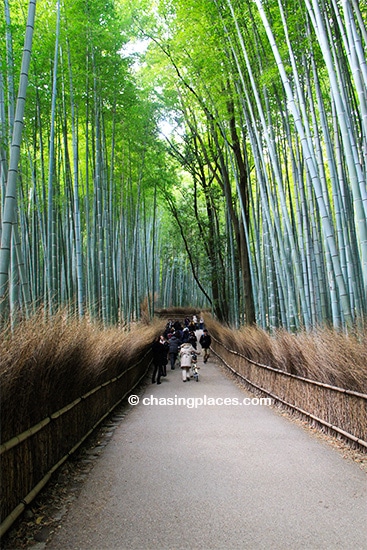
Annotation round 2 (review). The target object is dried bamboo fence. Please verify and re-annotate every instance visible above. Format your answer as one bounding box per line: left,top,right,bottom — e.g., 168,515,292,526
210,336,367,451
0,347,152,537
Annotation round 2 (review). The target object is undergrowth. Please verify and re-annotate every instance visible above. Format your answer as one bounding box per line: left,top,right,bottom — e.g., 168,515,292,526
204,317,367,394
0,310,162,443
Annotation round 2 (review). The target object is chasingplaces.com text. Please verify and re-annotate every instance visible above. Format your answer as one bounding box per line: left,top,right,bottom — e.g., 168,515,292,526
128,394,273,409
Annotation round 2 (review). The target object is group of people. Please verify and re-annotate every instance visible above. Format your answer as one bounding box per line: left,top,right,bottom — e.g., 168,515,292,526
151,316,212,384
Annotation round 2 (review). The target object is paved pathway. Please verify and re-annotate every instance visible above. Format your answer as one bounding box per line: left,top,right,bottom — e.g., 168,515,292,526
47,333,367,549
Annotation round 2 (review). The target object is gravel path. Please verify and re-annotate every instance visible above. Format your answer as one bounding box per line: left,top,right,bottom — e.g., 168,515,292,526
46,335,367,550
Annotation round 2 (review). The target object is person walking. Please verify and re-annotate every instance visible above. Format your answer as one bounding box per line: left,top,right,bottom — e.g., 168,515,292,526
151,335,169,384
160,336,169,377
179,343,200,382
168,331,182,370
188,330,197,349
199,329,212,363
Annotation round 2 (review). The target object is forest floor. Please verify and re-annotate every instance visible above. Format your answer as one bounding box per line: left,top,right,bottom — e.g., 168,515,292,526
2,333,367,549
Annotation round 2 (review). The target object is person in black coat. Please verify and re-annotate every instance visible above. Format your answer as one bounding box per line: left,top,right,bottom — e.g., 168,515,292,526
199,329,212,363
188,330,197,350
152,335,169,384
168,331,182,370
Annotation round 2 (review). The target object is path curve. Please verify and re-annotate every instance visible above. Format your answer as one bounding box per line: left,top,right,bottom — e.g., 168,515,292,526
47,332,367,549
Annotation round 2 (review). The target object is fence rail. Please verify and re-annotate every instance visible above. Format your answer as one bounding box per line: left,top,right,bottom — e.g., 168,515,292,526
211,336,367,451
0,349,152,537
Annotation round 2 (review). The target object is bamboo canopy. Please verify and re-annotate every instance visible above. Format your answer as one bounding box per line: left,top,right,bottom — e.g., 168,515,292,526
0,0,366,330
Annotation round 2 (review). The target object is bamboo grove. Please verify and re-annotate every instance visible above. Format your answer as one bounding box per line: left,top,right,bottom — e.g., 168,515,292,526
1,0,367,331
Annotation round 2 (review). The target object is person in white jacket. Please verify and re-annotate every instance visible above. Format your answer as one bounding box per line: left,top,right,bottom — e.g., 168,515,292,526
179,343,200,382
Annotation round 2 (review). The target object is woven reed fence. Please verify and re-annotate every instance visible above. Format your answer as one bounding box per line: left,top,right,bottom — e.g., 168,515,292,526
0,346,153,537
211,336,367,451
